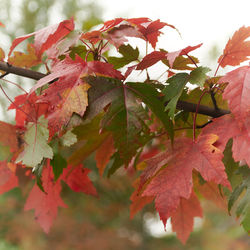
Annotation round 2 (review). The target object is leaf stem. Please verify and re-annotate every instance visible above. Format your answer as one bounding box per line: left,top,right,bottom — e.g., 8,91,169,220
186,54,198,68
2,78,28,93
0,83,34,122
192,90,210,142
210,89,219,110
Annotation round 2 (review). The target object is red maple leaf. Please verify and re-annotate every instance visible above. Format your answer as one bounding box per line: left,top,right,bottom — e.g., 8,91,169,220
136,44,202,70
142,134,230,226
31,55,124,93
171,190,203,244
24,166,67,233
218,65,250,122
0,161,18,193
8,93,48,128
8,18,74,59
136,51,167,70
135,19,176,49
107,25,145,48
202,114,250,166
61,164,97,196
95,134,115,176
100,18,124,32
33,55,123,136
218,26,250,68
0,121,18,152
130,179,154,219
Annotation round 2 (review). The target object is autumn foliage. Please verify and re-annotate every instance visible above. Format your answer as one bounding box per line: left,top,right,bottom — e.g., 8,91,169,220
0,17,249,244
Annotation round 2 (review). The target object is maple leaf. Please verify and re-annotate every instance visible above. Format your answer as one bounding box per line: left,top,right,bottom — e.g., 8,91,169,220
42,81,90,136
0,47,5,61
60,130,77,147
130,179,154,219
108,44,139,69
100,18,124,32
51,153,67,181
8,18,74,59
142,134,230,226
135,19,177,49
166,44,202,68
0,121,18,153
8,92,48,128
202,114,250,166
33,56,123,136
163,73,190,119
171,190,203,244
61,164,97,196
101,85,151,165
189,66,211,87
218,65,250,121
106,24,145,48
81,76,169,167
195,179,227,210
8,44,40,68
0,161,15,185
136,44,202,70
228,166,250,232
162,54,199,71
0,162,18,195
68,115,110,166
95,134,115,176
218,26,250,68
31,55,123,93
81,30,102,44
136,51,167,70
24,166,67,233
16,116,53,168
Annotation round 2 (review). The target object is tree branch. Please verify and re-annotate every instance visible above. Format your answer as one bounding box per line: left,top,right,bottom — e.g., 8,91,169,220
175,100,230,118
0,61,46,80
0,61,231,118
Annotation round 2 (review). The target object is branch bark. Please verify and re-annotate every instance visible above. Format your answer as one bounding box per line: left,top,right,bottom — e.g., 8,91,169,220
0,61,46,80
0,61,230,118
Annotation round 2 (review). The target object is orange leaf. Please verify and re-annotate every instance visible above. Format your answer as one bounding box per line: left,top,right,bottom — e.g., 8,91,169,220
0,161,18,195
0,121,18,152
8,44,41,68
129,179,154,219
95,134,115,176
197,181,227,210
171,190,203,244
218,26,250,68
0,47,5,61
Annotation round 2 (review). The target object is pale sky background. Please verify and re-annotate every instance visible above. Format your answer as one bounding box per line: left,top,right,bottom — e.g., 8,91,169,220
94,0,250,70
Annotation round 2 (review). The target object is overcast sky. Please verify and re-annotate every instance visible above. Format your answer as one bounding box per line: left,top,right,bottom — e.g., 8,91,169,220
95,0,250,69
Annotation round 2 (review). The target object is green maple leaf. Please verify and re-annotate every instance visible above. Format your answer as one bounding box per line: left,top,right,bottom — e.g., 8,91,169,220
189,66,211,87
228,166,250,233
60,130,77,147
108,44,139,69
163,73,190,119
16,116,53,168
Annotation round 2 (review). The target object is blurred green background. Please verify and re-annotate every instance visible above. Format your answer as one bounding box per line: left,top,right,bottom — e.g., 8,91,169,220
0,0,249,249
